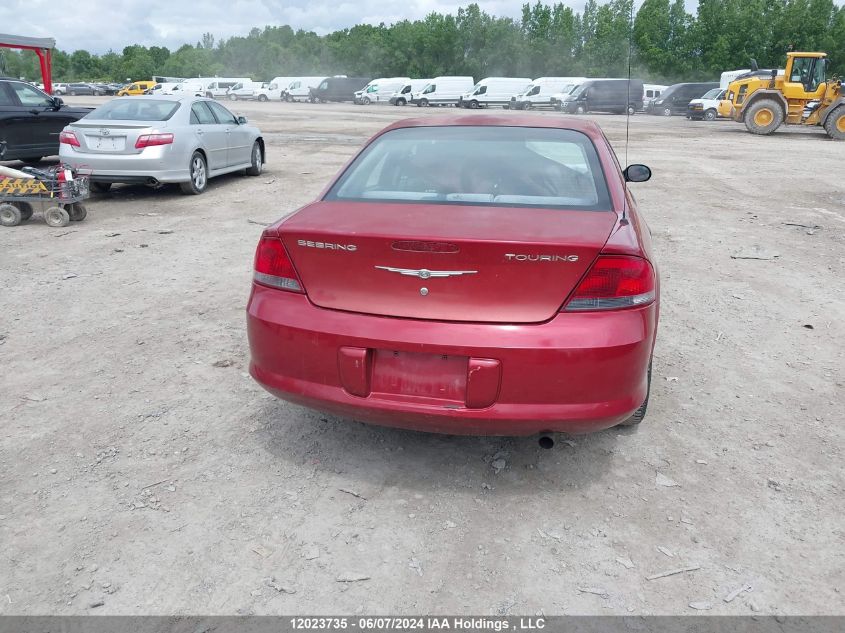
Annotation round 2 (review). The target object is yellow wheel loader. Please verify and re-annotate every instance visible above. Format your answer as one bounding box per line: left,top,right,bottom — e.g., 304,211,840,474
717,52,845,139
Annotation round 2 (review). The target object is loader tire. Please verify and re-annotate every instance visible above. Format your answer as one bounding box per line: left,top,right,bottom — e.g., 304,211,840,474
823,105,845,140
744,99,783,135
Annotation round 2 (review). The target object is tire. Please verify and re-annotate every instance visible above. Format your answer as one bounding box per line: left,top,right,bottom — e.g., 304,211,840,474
704,109,717,121
44,206,70,228
575,105,586,115
68,203,87,221
0,203,22,227
245,142,263,176
362,96,371,105
20,156,42,164
662,107,672,117
744,98,784,135
469,100,479,109
396,98,406,106
91,182,112,193
619,362,652,426
229,94,238,101
823,105,845,140
258,94,268,102
180,152,208,195
524,102,532,110
70,91,77,97
420,98,429,107
627,104,636,115
17,202,34,221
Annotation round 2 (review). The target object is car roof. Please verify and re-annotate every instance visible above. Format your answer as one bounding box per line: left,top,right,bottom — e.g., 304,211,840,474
378,114,606,137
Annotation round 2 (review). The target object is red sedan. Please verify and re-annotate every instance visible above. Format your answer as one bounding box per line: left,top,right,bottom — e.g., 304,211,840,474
247,115,658,436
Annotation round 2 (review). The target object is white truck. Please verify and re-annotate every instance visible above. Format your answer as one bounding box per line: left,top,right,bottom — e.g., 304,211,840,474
255,77,297,101
283,76,331,102
170,81,205,97
460,77,532,108
510,77,586,110
686,87,727,121
354,77,411,105
389,79,431,106
411,76,475,107
643,83,668,109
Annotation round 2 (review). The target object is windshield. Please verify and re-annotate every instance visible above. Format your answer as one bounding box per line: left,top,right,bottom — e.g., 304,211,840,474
326,126,610,210
86,99,181,121
701,88,722,99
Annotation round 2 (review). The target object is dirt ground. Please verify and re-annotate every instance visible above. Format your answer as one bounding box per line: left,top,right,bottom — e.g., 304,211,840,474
1,97,843,616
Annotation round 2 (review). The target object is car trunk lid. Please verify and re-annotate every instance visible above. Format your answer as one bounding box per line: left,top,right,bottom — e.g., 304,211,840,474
68,120,165,155
278,201,617,323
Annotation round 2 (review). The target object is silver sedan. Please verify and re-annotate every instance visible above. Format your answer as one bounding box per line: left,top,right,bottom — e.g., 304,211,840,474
58,95,264,194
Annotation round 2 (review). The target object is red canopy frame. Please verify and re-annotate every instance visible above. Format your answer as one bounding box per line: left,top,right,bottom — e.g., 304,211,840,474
0,33,56,94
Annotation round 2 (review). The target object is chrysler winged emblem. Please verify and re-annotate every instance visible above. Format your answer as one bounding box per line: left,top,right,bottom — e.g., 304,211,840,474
375,266,477,279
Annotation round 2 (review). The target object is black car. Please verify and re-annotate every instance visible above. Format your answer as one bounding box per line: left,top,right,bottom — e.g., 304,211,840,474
91,83,117,96
0,78,92,162
309,77,371,103
65,82,96,96
649,82,719,116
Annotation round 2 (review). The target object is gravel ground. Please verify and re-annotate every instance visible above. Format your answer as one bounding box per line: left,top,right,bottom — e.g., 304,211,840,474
1,97,843,615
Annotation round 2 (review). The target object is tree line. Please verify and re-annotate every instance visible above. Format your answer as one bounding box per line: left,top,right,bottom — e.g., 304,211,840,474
2,0,844,85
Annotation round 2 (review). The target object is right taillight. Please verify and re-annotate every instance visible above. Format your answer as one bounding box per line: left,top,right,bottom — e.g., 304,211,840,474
564,256,655,311
253,236,304,293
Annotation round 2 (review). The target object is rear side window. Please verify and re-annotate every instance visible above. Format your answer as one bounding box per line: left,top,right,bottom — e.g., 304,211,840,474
326,126,611,211
87,99,180,121
190,102,216,124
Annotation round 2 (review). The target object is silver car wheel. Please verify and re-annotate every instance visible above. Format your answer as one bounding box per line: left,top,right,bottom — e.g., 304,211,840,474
192,156,207,189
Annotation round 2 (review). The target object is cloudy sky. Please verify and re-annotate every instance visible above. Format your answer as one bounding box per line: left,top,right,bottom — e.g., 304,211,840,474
1,0,596,53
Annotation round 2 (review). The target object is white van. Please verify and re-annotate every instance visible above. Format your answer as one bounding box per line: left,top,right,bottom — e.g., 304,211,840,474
390,79,431,106
195,78,251,99
459,77,532,109
283,76,330,102
411,76,474,107
170,81,205,97
226,80,260,101
149,82,180,95
642,84,668,109
511,77,586,110
255,77,297,101
354,77,411,105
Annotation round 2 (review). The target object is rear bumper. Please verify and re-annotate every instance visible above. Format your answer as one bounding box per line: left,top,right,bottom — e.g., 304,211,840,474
247,285,658,436
59,148,189,184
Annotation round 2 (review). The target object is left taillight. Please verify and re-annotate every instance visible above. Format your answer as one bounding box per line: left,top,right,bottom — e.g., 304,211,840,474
253,236,304,293
135,133,174,149
59,130,80,147
564,255,655,312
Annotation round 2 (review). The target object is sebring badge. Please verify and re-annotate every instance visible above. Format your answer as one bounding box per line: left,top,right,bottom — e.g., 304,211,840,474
375,266,477,279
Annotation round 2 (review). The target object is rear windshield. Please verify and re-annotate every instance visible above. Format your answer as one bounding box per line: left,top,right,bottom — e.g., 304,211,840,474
326,126,611,210
86,99,180,121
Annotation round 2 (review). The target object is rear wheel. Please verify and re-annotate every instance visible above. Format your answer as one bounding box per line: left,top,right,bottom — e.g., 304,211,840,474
246,142,263,176
68,203,87,221
618,362,652,426
0,203,22,227
180,152,208,195
17,202,34,221
44,206,70,228
704,108,717,121
91,182,112,193
823,105,845,140
744,98,783,135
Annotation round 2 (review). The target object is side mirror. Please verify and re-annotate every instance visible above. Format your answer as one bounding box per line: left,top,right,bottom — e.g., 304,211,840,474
624,164,652,183
52,96,64,108
237,115,248,125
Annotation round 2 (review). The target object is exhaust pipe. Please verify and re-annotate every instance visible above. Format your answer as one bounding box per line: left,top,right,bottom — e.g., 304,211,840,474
538,435,555,450
146,177,160,186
